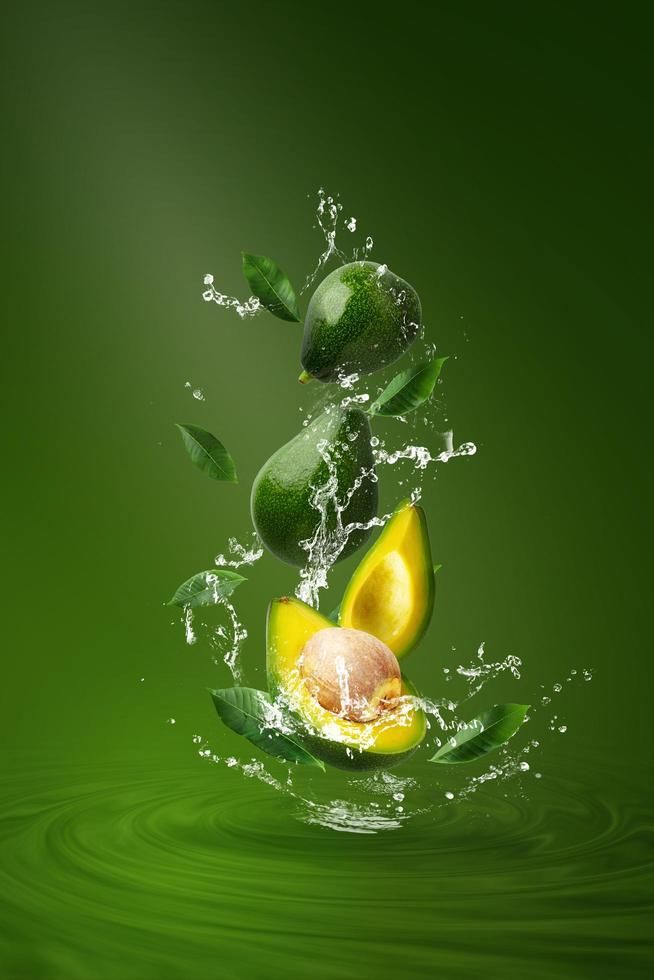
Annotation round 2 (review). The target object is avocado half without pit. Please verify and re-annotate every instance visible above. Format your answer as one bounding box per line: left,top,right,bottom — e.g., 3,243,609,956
266,501,435,771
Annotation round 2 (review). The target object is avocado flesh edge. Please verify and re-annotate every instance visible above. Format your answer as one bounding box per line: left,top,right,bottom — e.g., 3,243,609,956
266,597,426,770
339,501,435,660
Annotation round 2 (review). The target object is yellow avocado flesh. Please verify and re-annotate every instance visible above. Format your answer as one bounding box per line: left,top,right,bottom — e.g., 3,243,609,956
339,502,435,659
266,597,426,758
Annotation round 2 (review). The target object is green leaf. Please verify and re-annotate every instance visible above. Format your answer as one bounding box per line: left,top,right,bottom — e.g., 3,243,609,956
429,703,530,764
328,602,341,623
211,687,325,770
370,357,448,417
241,252,300,322
167,569,246,608
176,424,238,482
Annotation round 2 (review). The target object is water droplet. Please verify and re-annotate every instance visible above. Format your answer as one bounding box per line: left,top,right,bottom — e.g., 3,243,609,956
445,791,454,800
166,718,176,725
583,669,593,681
534,772,542,779
553,683,562,693
541,696,551,705
345,217,357,232
519,761,530,771
226,757,238,768
558,725,567,733
392,792,404,802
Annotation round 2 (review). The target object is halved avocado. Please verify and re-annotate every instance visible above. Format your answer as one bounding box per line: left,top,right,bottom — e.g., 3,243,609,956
267,596,426,771
338,501,435,659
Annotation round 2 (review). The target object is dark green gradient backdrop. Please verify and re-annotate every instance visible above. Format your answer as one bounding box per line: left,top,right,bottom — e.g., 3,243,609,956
1,3,652,978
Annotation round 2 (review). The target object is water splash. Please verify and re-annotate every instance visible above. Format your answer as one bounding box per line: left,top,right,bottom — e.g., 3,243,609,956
293,421,476,610
207,596,248,680
184,381,205,401
177,534,263,679
294,436,386,609
202,274,262,319
302,188,347,292
374,438,477,470
182,653,595,834
454,642,522,699
184,607,197,646
300,799,408,834
214,533,264,569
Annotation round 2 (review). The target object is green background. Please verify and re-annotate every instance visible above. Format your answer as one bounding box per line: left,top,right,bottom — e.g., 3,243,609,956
1,2,652,977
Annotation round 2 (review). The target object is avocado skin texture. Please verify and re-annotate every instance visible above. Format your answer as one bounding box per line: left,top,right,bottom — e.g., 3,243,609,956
301,261,422,382
251,409,378,567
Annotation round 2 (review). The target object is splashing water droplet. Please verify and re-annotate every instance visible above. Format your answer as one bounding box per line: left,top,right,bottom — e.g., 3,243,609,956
184,607,197,646
201,279,262,318
214,533,264,569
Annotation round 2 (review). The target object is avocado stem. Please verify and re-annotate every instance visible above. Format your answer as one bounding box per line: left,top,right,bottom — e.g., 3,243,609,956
298,370,314,385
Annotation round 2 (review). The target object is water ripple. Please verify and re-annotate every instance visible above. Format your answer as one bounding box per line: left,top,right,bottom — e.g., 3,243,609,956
0,755,651,978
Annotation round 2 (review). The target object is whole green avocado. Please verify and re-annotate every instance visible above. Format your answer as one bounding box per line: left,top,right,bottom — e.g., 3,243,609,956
299,261,422,383
250,408,378,567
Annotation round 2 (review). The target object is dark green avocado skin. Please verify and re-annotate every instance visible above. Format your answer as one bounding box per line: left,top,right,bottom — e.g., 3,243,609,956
250,409,378,567
301,261,422,382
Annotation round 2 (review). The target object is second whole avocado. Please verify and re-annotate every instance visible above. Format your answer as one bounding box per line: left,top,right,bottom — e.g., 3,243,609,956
251,408,377,567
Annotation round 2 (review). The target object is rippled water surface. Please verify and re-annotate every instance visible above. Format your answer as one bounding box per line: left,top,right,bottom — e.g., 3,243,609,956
0,750,651,979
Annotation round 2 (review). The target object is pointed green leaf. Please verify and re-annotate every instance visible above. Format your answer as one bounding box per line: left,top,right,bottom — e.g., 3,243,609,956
211,687,325,770
328,602,341,623
370,357,448,417
176,424,237,482
242,252,300,322
429,703,530,764
167,570,246,608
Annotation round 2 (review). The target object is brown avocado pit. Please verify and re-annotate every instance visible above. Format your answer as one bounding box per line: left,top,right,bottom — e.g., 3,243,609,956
299,627,401,723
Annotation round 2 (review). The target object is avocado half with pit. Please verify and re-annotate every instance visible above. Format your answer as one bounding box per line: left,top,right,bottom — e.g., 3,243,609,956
267,597,426,770
266,502,435,771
